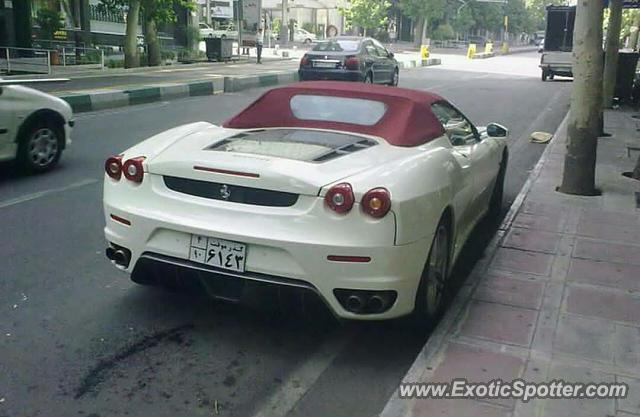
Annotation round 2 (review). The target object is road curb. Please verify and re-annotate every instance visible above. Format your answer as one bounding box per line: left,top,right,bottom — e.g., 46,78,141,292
378,112,570,417
397,58,441,69
59,72,298,113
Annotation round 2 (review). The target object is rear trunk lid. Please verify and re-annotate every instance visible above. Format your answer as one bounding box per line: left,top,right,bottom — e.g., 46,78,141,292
147,127,391,196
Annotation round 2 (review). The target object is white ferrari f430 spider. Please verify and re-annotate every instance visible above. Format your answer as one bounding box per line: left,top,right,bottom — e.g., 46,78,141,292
103,81,508,321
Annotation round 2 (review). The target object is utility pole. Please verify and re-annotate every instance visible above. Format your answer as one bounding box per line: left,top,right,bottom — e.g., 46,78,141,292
206,0,211,25
603,0,623,108
558,0,604,196
280,0,289,46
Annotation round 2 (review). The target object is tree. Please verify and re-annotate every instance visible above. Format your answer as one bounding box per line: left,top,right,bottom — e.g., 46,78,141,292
100,0,140,68
339,0,390,37
525,0,547,30
558,1,604,196
400,0,446,47
35,9,64,40
141,0,194,66
603,0,623,108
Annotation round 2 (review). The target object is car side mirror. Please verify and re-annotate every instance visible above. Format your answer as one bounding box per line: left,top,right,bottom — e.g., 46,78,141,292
486,123,508,138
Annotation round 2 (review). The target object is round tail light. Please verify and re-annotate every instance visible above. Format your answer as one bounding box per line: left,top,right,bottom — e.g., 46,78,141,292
362,188,391,218
104,155,123,180
325,183,355,214
122,156,146,183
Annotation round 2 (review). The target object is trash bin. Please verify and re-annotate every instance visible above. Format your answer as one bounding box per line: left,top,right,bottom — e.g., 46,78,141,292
615,51,640,104
204,37,233,62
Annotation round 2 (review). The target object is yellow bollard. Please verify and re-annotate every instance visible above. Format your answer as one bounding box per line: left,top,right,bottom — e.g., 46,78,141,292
501,42,509,54
420,45,429,59
484,42,493,54
467,43,476,59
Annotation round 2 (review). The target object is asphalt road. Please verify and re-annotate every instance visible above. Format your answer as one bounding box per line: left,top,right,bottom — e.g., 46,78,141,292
0,53,571,417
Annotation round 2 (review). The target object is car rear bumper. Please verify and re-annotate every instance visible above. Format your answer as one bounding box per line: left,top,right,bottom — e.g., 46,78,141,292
103,174,430,320
298,68,363,82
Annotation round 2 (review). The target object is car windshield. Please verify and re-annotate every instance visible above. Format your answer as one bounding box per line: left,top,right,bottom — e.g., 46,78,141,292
290,95,387,125
312,39,360,52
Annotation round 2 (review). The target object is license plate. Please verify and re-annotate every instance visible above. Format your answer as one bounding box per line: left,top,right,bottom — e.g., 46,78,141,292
189,235,246,273
313,61,335,68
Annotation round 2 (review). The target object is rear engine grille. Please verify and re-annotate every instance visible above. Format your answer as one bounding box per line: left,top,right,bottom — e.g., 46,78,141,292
163,176,299,207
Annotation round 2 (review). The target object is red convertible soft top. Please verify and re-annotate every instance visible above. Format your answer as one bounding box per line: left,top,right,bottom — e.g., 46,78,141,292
222,81,446,147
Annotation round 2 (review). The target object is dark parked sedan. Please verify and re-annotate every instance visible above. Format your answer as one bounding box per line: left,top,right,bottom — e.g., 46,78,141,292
298,36,399,86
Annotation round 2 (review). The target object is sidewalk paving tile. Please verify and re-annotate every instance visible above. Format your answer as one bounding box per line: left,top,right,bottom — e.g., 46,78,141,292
567,258,640,293
579,208,640,227
502,228,562,254
566,286,640,325
410,398,511,417
458,300,538,347
541,363,616,417
431,342,525,383
474,274,545,310
576,220,640,244
492,248,554,276
512,212,564,233
617,376,640,415
553,314,613,363
573,238,640,266
613,325,640,370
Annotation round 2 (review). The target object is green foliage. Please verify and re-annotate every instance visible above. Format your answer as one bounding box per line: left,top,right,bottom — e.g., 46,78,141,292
160,49,176,60
432,23,455,40
35,9,64,40
400,0,445,34
339,0,390,34
106,58,125,68
525,0,547,31
185,25,201,50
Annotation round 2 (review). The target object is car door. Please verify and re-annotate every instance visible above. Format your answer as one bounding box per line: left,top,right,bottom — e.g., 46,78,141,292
431,101,494,237
372,39,393,82
0,86,16,161
362,40,384,83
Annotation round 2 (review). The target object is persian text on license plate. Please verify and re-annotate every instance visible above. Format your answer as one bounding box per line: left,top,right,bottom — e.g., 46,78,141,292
188,235,246,273
313,61,336,68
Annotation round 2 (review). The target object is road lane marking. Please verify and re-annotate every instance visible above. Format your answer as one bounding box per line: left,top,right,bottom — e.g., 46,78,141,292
251,329,352,417
0,178,99,209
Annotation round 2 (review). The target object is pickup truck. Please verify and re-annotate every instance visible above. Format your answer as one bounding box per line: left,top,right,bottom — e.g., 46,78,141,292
539,5,575,82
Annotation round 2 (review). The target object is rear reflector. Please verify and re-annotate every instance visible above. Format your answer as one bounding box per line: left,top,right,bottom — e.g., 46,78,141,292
194,165,260,178
110,214,131,226
327,255,371,263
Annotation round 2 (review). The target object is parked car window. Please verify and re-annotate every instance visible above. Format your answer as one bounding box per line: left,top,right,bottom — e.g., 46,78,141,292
364,42,378,56
431,102,477,146
312,39,360,52
371,40,390,57
290,95,387,126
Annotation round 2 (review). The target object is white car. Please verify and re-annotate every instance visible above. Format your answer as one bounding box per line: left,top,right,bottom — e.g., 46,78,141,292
0,84,73,172
294,28,316,44
103,82,508,321
199,22,238,39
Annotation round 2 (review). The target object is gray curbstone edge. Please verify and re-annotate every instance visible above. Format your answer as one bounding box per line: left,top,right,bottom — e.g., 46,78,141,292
378,112,570,417
397,58,441,70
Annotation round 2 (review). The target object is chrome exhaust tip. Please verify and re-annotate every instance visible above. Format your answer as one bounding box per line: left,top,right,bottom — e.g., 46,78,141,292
345,294,365,312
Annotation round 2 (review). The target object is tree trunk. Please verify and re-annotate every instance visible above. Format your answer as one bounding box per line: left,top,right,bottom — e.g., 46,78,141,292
603,0,623,108
145,17,161,66
124,0,141,68
629,11,640,50
413,17,424,49
559,0,604,196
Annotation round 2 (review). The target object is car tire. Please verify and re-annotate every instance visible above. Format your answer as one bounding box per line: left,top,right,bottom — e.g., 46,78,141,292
17,118,63,174
549,72,555,80
304,38,312,44
388,67,399,86
413,215,451,326
488,152,508,220
541,69,548,82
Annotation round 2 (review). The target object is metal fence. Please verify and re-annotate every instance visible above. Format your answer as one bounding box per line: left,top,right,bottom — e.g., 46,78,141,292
0,46,51,74
0,46,105,75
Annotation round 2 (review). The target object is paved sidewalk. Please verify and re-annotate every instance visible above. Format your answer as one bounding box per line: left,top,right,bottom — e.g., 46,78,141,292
380,108,640,417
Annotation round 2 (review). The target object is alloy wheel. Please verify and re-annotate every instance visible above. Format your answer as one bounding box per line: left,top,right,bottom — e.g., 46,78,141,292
27,128,58,168
424,224,449,317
